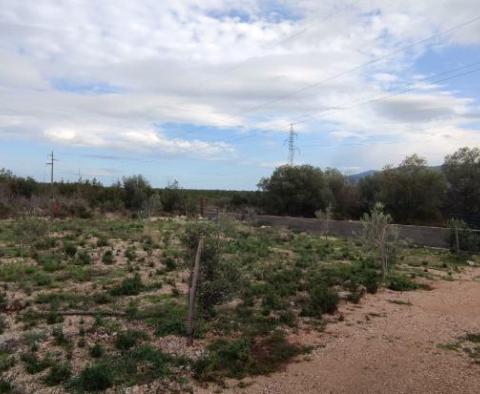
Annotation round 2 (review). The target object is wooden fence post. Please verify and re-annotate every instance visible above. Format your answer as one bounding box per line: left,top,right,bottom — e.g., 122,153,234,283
186,237,203,346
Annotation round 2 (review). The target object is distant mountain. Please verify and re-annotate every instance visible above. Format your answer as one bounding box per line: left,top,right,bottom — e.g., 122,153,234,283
348,170,377,182
348,165,443,183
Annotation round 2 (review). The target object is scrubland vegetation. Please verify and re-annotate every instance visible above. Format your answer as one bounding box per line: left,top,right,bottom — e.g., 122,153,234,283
1,147,480,229
0,213,478,393
0,147,479,392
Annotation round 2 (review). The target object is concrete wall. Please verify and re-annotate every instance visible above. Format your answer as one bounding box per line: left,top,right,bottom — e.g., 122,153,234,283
207,210,453,248
254,215,451,248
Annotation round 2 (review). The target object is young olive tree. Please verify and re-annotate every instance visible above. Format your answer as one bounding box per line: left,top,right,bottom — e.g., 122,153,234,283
182,221,242,343
361,203,399,280
315,204,332,240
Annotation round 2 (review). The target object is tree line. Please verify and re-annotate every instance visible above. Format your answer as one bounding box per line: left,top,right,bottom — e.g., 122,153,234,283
1,146,479,226
258,147,480,227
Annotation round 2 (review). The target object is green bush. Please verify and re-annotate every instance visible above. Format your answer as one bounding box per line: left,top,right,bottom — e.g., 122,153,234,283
115,330,148,351
46,311,64,325
93,292,112,304
101,250,115,265
0,379,13,393
137,302,187,337
89,343,104,358
64,242,77,258
164,256,176,271
362,270,379,294
0,353,15,372
96,237,109,247
194,331,303,381
37,255,63,272
44,364,71,386
0,316,6,335
124,247,137,261
77,364,113,392
52,326,69,346
301,283,338,317
110,273,144,296
20,352,52,374
182,222,242,316
387,274,418,291
33,272,52,286
76,250,92,265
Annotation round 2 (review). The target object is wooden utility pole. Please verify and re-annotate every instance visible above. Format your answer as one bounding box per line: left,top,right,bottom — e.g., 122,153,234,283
46,151,57,219
186,237,203,346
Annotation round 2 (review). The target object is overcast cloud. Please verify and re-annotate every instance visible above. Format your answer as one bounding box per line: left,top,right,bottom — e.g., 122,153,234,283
1,0,480,186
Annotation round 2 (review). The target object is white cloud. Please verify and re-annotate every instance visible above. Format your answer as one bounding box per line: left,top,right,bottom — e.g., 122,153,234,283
0,0,479,169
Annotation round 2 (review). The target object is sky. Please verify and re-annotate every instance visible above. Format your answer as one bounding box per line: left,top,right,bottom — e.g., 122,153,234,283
1,0,480,190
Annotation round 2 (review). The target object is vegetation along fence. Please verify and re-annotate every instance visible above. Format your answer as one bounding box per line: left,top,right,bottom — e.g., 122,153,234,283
208,211,480,250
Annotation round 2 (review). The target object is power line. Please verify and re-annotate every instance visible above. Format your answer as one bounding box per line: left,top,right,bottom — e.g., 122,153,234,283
236,14,480,117
222,59,480,146
292,61,480,127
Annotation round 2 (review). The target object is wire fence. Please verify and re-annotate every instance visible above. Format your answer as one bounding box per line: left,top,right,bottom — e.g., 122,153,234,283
449,227,480,253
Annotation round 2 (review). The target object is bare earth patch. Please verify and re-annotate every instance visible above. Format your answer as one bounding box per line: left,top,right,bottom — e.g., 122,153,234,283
198,268,480,394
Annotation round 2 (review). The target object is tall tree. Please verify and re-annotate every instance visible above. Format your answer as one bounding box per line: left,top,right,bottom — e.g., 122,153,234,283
258,165,331,217
443,147,480,220
122,175,152,211
359,155,447,224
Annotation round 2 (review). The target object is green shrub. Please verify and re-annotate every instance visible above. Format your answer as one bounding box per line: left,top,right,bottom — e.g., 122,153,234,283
347,291,362,304
33,237,56,250
44,364,71,386
96,238,109,247
89,343,104,358
64,242,77,258
387,274,418,291
0,316,6,335
33,272,52,286
20,352,52,374
0,379,13,393
302,283,338,317
0,293,6,312
110,273,144,296
23,330,46,352
77,364,113,392
465,333,480,343
93,292,112,304
76,250,92,265
362,270,379,294
101,250,115,265
115,330,148,351
183,222,242,316
164,256,176,271
52,326,69,346
125,345,171,378
278,310,296,327
46,311,64,325
77,346,172,391
0,353,15,372
194,337,253,381
194,331,303,381
124,247,137,261
38,255,63,272
137,302,187,337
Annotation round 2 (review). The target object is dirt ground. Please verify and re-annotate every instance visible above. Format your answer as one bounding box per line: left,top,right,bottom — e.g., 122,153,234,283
198,268,480,394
